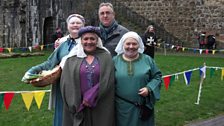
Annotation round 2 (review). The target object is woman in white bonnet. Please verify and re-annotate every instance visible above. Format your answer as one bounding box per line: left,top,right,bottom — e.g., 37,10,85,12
113,31,162,126
21,14,85,126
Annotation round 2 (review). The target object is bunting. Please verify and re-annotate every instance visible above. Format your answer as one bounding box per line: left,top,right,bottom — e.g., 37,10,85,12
21,92,34,111
0,47,3,53
4,93,15,110
155,42,224,55
0,93,4,109
0,66,223,111
199,49,203,54
199,66,206,78
34,91,45,109
222,68,224,80
40,45,44,51
7,48,12,53
1,42,224,54
0,43,54,53
184,71,193,85
205,49,209,54
163,76,171,90
0,90,50,111
170,75,175,87
210,68,215,78
28,46,32,52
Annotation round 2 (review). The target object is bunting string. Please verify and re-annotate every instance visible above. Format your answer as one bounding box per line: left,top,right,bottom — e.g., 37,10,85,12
155,42,224,55
0,66,223,111
0,43,54,53
1,42,224,54
0,90,51,94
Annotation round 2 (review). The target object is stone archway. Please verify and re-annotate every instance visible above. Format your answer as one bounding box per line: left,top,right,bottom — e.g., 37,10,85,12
43,17,54,46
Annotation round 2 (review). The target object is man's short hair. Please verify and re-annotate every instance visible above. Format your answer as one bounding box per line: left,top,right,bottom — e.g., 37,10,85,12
99,2,114,12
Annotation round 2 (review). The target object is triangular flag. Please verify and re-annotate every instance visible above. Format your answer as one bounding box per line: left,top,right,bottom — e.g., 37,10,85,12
210,68,215,78
176,46,180,51
34,45,39,50
205,49,209,54
182,47,185,51
212,50,216,54
21,92,34,111
0,93,5,109
34,91,45,109
170,75,175,86
193,49,197,53
4,93,14,110
175,74,179,81
0,47,4,53
163,76,171,91
7,48,12,53
21,47,27,52
199,66,206,79
199,49,203,54
28,46,32,52
184,71,192,85
221,68,224,80
40,45,44,51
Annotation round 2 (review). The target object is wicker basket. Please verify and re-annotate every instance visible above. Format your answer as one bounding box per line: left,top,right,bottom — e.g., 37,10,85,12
29,66,62,87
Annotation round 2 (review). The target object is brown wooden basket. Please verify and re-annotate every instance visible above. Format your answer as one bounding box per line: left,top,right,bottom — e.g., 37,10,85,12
29,66,62,87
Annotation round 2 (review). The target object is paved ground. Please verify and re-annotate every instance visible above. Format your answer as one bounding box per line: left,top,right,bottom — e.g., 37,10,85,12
185,115,224,126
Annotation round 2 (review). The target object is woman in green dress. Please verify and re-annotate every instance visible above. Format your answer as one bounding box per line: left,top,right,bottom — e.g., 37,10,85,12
113,31,162,126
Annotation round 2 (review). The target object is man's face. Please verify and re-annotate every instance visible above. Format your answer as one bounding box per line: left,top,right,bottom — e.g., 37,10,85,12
98,6,115,27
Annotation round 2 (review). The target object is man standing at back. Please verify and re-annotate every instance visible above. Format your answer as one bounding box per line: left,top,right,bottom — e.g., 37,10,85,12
98,2,129,56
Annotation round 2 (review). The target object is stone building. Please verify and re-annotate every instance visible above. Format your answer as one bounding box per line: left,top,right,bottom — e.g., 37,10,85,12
0,0,224,48
0,0,99,48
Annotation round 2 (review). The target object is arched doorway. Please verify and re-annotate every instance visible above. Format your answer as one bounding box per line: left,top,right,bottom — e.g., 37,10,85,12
43,17,54,46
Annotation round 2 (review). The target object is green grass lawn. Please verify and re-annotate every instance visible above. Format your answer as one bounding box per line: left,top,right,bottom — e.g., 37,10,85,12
0,51,223,126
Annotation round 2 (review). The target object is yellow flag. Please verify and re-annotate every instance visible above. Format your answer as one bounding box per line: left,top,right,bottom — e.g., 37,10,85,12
7,48,12,53
221,68,224,80
182,48,185,51
21,92,34,111
212,50,216,55
34,91,45,109
40,45,44,51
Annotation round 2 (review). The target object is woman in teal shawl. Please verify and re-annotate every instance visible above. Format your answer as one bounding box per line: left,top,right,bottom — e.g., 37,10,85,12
113,31,162,126
21,14,85,126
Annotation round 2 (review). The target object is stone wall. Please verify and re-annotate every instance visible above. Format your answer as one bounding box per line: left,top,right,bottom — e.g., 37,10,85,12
119,0,224,46
0,0,100,48
1,0,224,48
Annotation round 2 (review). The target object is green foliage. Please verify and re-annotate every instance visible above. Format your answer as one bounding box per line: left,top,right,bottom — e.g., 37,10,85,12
0,51,223,126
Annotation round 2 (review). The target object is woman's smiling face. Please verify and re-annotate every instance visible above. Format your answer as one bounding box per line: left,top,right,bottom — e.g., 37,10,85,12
81,33,98,53
123,37,139,58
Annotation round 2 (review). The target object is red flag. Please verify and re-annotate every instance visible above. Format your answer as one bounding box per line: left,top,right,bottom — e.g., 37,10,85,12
0,47,3,53
205,49,209,54
4,93,15,110
163,76,171,91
